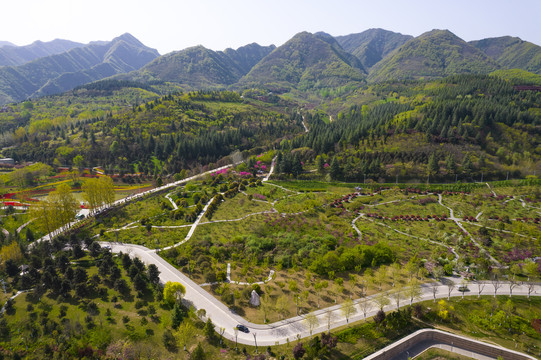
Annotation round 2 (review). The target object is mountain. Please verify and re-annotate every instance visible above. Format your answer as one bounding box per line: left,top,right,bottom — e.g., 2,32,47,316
0,33,159,104
367,29,500,82
0,39,84,66
119,43,275,89
0,41,15,47
223,43,276,75
336,28,412,70
470,36,541,74
238,31,366,91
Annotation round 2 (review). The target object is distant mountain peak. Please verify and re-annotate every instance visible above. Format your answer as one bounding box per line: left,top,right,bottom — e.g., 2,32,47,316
336,28,412,70
367,29,499,82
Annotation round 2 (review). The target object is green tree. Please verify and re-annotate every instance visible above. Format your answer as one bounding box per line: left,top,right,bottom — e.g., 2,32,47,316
329,157,341,180
191,343,205,360
445,154,457,174
462,154,473,176
163,281,186,305
73,155,84,172
204,318,215,340
49,183,78,230
304,312,319,337
427,153,438,176
172,303,186,329
341,298,356,327
316,155,326,174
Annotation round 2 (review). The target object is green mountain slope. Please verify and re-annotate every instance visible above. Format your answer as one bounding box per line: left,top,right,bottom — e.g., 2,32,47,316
119,43,275,89
238,31,366,91
335,28,412,70
470,36,541,74
0,33,159,104
0,39,84,66
367,29,499,82
223,43,276,75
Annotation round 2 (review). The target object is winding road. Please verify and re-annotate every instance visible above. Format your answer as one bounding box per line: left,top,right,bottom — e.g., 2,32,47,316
30,160,540,352
99,240,540,347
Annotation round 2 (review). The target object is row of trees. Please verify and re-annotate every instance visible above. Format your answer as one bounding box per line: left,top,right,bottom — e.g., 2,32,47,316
29,176,114,239
82,176,115,214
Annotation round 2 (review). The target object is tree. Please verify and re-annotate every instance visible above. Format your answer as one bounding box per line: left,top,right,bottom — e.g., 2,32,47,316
82,176,115,214
388,263,402,287
427,153,438,176
359,300,373,320
313,281,326,308
491,273,502,298
374,310,386,329
260,295,274,323
147,264,160,285
191,343,205,360
304,312,319,338
341,298,356,327
329,157,341,180
373,292,390,311
175,320,195,351
73,155,84,172
49,183,78,231
524,260,538,281
348,273,358,298
446,282,455,300
163,281,186,305
172,303,186,329
390,285,404,310
324,311,334,334
475,279,485,298
406,278,423,305
316,155,326,174
375,266,387,290
292,342,306,360
462,154,473,176
204,318,215,341
445,154,457,174
276,295,289,320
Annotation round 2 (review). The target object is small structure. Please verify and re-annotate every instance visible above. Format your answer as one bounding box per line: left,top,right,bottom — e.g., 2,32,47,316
249,290,260,307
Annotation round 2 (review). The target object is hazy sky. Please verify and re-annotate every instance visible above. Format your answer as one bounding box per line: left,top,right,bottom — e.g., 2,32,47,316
3,0,540,54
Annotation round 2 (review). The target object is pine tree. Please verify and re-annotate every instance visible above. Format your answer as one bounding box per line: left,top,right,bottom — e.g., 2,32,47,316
427,154,438,176
330,157,341,180
445,154,456,174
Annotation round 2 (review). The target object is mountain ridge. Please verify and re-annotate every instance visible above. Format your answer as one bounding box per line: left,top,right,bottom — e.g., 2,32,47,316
0,33,159,104
0,39,84,67
367,29,500,82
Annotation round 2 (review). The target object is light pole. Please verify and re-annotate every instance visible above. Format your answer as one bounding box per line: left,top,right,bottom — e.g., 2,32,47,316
253,332,258,353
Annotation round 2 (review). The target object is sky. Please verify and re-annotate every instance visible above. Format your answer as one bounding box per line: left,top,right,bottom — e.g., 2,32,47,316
2,0,540,55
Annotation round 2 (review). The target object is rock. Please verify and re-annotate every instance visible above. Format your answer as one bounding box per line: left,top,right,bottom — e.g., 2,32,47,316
250,289,260,307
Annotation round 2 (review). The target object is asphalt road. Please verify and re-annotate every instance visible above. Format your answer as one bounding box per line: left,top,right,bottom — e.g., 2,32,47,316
101,241,540,347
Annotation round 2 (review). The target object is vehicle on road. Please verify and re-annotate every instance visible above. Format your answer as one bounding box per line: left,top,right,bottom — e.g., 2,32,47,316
75,213,85,220
458,285,469,292
236,324,249,333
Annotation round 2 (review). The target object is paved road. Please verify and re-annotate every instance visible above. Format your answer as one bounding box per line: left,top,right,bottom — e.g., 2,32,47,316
100,241,540,347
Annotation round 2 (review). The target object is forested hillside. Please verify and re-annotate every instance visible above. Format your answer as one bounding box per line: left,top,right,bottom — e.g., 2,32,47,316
0,74,538,183
0,83,301,177
277,74,540,182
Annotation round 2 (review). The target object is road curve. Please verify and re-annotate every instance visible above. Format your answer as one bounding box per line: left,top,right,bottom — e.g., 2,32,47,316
101,241,540,347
